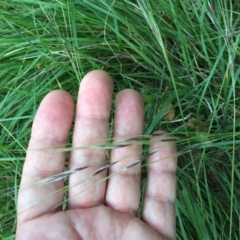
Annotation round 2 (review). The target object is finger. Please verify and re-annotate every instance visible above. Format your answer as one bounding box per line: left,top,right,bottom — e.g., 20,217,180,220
105,89,144,214
142,130,177,239
17,90,74,225
68,70,113,209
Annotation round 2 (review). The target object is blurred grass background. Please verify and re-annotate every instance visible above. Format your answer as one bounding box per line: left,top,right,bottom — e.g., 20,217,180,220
0,0,240,239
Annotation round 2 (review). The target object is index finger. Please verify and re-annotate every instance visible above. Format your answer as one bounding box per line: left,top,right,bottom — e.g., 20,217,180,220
17,90,74,225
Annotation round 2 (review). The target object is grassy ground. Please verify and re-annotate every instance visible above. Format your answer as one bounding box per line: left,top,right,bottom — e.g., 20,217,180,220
0,0,240,239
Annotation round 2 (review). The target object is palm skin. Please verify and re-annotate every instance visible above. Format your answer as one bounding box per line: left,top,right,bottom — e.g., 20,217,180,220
17,70,177,240
17,206,168,239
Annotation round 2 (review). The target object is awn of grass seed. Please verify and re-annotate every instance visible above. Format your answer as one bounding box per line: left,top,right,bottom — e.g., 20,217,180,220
34,133,187,185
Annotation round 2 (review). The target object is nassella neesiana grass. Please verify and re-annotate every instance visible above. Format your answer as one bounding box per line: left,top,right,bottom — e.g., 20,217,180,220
13,132,189,217
35,132,187,185
11,131,231,223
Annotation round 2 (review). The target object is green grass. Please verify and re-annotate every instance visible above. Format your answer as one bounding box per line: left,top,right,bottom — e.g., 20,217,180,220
1,0,240,239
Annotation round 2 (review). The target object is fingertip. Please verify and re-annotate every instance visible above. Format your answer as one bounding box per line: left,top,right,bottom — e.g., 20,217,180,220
75,70,113,120
81,70,113,90
116,89,144,107
38,89,74,111
114,89,144,136
44,89,72,97
32,90,74,141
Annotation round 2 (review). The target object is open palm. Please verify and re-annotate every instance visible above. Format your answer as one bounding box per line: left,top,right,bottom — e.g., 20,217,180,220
17,70,177,240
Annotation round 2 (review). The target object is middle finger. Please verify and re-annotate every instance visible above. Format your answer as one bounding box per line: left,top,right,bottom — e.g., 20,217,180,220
68,70,113,209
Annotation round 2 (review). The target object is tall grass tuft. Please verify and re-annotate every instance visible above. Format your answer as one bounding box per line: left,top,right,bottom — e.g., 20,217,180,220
0,0,240,239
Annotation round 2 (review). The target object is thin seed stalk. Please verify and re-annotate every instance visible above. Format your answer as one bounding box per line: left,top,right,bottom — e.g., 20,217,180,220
35,133,188,185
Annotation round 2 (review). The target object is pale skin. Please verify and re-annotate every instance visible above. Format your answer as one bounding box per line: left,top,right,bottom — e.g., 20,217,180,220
16,70,177,240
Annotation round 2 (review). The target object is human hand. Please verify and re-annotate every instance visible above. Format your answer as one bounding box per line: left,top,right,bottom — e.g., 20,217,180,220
16,70,177,240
